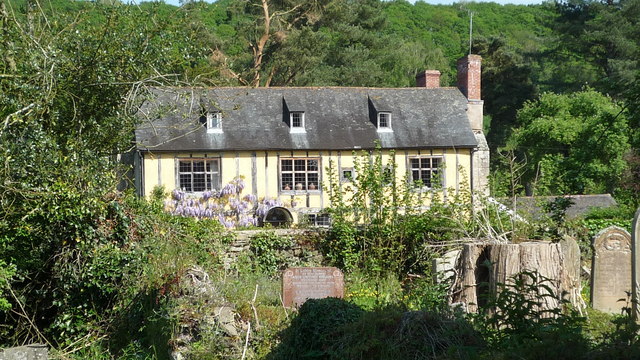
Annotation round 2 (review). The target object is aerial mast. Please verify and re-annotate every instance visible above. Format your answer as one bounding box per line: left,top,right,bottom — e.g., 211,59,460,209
469,11,473,55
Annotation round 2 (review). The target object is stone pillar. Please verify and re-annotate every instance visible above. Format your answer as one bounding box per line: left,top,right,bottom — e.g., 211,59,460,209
632,207,640,321
472,132,490,195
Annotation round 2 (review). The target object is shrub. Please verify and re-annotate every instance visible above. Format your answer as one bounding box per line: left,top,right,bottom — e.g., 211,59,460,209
268,298,365,359
474,271,590,359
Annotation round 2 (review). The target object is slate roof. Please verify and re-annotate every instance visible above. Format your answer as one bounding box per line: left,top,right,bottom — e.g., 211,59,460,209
135,87,478,152
507,194,619,220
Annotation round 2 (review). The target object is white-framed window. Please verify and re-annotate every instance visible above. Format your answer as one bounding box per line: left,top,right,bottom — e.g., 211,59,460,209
307,213,331,227
206,111,222,133
341,167,354,182
409,156,442,188
178,158,220,192
280,158,319,192
377,112,392,132
290,112,305,133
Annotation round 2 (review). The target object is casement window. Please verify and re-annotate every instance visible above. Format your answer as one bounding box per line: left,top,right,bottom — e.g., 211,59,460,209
377,112,392,132
409,156,442,188
290,112,305,133
306,213,331,227
178,159,220,192
206,111,222,133
280,158,319,191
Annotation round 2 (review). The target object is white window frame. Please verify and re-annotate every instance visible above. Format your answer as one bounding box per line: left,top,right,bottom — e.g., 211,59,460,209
290,112,306,133
377,112,392,132
280,157,320,192
206,111,223,133
177,158,221,192
340,167,355,183
408,156,443,189
306,213,331,227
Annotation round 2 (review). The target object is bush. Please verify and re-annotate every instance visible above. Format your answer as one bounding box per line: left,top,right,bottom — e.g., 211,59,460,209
473,271,591,359
268,298,365,359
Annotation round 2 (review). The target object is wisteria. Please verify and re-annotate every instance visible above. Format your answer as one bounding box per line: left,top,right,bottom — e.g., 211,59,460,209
165,177,281,229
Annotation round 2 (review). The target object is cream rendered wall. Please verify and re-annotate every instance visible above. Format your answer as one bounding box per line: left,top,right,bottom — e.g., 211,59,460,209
142,153,177,196
143,148,473,215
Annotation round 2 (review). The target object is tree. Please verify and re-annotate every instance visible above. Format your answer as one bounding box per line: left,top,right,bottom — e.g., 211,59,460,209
506,89,630,195
0,0,210,346
472,36,537,154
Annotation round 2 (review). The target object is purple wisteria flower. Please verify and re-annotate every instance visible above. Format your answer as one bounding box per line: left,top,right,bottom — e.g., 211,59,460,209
172,189,186,201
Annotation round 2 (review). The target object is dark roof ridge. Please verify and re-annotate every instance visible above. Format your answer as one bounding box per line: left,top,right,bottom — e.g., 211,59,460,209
153,86,461,91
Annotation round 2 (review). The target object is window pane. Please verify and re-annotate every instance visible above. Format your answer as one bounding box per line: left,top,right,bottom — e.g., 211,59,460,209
282,160,292,172
295,173,306,189
412,170,420,182
379,113,390,128
193,161,205,172
432,170,440,186
411,158,420,169
308,173,318,189
432,158,440,168
179,174,192,191
294,160,306,171
179,161,191,173
207,160,219,173
193,173,206,192
282,174,293,190
291,112,303,127
307,159,318,171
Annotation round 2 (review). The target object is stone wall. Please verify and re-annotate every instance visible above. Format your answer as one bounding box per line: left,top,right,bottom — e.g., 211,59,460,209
224,229,325,269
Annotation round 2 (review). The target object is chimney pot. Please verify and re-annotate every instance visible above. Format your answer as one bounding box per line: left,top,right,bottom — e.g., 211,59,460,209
416,70,441,88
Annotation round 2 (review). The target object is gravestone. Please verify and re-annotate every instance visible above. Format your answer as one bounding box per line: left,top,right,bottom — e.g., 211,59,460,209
282,267,344,308
0,344,48,360
632,208,640,321
591,226,632,314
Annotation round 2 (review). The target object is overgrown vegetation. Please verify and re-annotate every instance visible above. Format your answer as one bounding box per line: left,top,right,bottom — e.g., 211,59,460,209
2,0,640,357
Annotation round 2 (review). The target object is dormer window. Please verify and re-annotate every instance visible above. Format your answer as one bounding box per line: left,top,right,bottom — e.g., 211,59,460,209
206,111,222,133
290,111,305,133
377,112,392,132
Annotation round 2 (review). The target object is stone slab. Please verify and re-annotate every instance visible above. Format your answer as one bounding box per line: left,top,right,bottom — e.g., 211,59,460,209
591,226,632,313
0,344,48,360
282,267,344,308
633,207,640,321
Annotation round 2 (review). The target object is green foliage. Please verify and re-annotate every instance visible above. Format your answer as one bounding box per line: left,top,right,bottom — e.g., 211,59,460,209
0,260,15,312
270,298,483,360
323,147,463,275
267,297,365,359
506,89,630,195
248,232,295,278
473,271,590,359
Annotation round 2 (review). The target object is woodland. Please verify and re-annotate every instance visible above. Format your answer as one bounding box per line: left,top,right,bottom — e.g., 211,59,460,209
1,0,640,358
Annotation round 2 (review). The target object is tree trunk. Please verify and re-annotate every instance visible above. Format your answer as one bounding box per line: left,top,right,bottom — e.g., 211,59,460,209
451,240,582,315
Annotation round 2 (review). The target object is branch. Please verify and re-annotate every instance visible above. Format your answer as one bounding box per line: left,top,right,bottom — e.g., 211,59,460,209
252,0,271,87
2,103,35,133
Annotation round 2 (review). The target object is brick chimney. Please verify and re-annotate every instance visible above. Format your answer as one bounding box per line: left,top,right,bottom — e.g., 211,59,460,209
457,55,482,101
457,54,489,196
416,70,441,88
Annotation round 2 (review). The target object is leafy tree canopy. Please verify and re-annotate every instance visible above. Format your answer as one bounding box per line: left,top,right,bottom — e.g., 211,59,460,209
506,89,630,195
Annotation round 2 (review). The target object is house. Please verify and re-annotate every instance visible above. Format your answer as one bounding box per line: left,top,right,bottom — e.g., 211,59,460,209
133,55,490,225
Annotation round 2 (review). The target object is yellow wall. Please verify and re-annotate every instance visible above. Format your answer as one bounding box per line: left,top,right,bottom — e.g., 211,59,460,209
142,148,473,220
